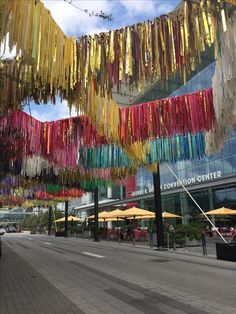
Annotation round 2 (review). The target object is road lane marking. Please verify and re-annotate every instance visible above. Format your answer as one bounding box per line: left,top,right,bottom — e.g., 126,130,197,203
44,242,52,245
81,252,105,258
27,238,32,240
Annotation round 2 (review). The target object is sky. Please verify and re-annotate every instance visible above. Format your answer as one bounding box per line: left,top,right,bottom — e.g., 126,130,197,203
22,0,180,121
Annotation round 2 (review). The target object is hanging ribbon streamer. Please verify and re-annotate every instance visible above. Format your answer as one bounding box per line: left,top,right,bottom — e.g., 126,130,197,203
0,0,230,146
0,86,214,181
205,11,236,153
119,88,214,144
0,111,106,168
78,132,205,168
0,0,77,103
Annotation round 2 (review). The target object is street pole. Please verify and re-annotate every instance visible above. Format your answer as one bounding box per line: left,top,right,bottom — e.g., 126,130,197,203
94,187,99,241
153,164,164,248
48,205,52,236
64,200,69,237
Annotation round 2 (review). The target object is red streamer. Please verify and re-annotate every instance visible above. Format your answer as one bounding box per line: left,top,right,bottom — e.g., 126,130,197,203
119,88,215,145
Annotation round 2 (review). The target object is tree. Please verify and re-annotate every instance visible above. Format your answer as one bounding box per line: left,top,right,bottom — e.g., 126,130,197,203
20,215,38,231
39,210,64,229
20,210,64,231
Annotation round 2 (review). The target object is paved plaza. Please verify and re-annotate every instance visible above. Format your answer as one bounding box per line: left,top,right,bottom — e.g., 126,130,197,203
0,234,236,314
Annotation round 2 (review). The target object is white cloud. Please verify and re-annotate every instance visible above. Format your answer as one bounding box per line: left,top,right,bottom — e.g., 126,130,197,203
42,0,112,36
42,1,179,37
25,100,80,122
0,34,17,59
29,108,53,122
119,0,155,15
156,3,175,15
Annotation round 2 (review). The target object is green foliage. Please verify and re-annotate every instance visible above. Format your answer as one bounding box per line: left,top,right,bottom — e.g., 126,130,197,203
39,210,64,228
20,210,64,231
174,222,206,241
20,214,39,231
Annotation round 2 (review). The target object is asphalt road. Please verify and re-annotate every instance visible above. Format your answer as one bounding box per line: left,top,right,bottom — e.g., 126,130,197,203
1,234,236,314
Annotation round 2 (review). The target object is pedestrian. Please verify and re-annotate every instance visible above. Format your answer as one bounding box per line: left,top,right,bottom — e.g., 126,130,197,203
169,224,175,233
232,227,236,241
208,225,213,238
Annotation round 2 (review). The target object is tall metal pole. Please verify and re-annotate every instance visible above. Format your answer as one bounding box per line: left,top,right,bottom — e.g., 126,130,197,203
48,205,52,236
153,164,164,248
64,200,69,237
94,187,99,241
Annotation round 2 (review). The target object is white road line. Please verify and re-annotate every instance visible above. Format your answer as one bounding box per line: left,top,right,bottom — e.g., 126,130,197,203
81,252,105,258
43,242,52,245
27,238,32,240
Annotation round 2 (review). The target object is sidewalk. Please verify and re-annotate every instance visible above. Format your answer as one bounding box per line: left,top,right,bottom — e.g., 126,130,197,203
0,242,83,314
77,237,236,270
1,235,235,314
89,236,220,258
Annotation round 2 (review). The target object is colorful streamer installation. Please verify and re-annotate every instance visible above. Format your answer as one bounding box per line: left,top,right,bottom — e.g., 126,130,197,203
0,111,106,168
205,11,236,153
0,0,230,146
0,0,77,98
119,88,214,144
78,132,205,168
0,87,215,178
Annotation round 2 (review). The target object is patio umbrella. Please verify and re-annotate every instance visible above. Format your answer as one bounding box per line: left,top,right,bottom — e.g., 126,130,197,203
135,211,181,220
104,209,126,243
163,211,182,218
119,207,154,244
204,207,236,227
54,215,82,222
105,217,124,222
121,207,154,218
106,209,125,218
204,207,236,215
97,217,124,222
88,211,111,219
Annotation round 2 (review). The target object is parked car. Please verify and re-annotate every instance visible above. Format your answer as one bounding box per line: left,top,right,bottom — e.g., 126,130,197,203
6,226,16,233
0,228,6,235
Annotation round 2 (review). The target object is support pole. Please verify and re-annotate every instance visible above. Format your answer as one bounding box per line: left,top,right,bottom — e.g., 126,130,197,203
53,205,58,232
153,165,164,248
64,200,69,237
94,187,99,241
166,164,227,243
48,205,52,236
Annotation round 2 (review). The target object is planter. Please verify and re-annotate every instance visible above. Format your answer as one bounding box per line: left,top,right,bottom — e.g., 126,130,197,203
216,242,236,262
186,238,201,247
55,231,65,237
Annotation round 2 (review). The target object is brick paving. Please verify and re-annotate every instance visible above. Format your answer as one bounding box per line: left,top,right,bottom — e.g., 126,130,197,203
0,242,84,314
1,235,236,314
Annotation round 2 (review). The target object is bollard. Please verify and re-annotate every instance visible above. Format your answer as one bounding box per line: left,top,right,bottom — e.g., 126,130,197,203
201,231,207,256
184,232,188,251
167,232,170,250
173,232,176,251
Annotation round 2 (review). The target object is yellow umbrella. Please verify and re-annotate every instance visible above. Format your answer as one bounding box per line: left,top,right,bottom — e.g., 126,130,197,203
105,217,124,222
98,218,124,222
204,207,236,215
103,209,126,243
162,211,182,218
120,207,154,218
96,217,124,222
88,211,111,219
135,211,181,220
119,207,154,244
106,209,125,218
54,215,82,222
